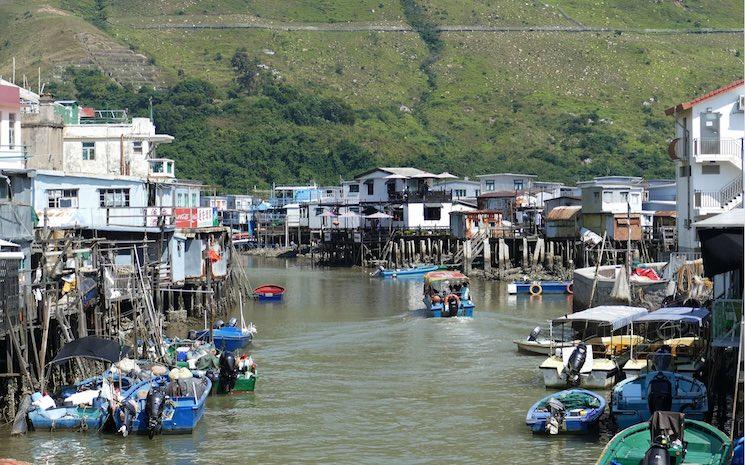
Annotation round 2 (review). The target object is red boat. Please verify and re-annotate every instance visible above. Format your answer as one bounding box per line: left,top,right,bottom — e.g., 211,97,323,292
253,284,285,301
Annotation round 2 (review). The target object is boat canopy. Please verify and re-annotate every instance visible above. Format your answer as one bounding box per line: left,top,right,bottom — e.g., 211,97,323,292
553,306,648,331
633,307,710,325
424,271,469,285
50,336,131,365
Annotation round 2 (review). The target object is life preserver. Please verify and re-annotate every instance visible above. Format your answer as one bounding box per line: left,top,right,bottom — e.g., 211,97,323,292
529,283,543,296
566,283,574,295
677,265,692,294
444,293,461,315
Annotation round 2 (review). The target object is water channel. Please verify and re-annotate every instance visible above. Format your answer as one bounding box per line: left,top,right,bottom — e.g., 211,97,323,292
0,257,609,464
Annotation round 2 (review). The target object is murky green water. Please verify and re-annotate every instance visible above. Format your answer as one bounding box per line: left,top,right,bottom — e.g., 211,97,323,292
1,257,608,464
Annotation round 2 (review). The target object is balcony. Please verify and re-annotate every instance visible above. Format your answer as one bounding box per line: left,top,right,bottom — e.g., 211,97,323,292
693,138,743,166
694,176,743,211
0,144,28,170
388,190,452,203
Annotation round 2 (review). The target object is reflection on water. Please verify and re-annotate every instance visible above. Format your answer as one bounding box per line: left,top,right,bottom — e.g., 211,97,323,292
1,257,606,464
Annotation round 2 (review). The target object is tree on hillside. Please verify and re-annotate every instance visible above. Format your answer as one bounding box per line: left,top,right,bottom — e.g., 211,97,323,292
231,48,266,94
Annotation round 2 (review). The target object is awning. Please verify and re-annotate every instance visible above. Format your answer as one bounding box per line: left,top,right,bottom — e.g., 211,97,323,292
633,307,709,325
49,336,131,365
554,306,649,331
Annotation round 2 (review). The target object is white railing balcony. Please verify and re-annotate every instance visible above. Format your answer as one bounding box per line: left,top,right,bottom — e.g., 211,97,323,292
693,138,743,166
694,176,743,210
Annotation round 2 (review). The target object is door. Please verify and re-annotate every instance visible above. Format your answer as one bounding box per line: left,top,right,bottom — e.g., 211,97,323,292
700,112,720,154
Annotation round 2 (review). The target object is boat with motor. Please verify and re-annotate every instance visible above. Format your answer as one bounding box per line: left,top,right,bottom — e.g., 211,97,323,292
27,336,132,432
514,323,578,355
373,264,439,278
595,411,731,465
508,280,573,295
253,284,285,301
191,295,257,352
114,370,211,438
539,306,648,389
422,271,475,317
525,389,606,434
621,307,709,380
212,354,258,394
611,363,708,430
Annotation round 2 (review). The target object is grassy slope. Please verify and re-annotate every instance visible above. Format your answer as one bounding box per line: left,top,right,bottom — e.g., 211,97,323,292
0,0,742,185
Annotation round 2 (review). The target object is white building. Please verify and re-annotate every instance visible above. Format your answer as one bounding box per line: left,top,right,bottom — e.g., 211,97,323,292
477,173,536,194
432,178,481,200
0,80,31,170
666,79,744,252
355,167,455,229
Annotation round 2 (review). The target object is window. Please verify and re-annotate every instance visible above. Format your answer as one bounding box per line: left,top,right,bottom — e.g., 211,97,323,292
176,193,184,206
166,162,173,174
365,181,374,195
485,180,495,191
474,189,480,197
621,191,629,202
702,164,720,175
454,189,467,198
513,180,523,191
593,192,600,200
151,161,164,173
631,193,640,204
191,193,198,207
8,113,15,149
99,188,130,207
602,191,613,203
423,206,441,221
679,165,691,177
0,181,8,201
315,207,324,215
82,142,95,160
348,184,360,193
133,141,143,155
47,189,79,208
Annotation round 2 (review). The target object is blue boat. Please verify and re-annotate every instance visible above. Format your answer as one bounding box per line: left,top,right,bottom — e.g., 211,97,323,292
374,264,439,278
507,280,572,295
611,370,708,430
733,437,744,465
525,389,606,434
253,284,285,301
29,374,135,432
114,374,211,437
192,319,256,352
422,271,475,317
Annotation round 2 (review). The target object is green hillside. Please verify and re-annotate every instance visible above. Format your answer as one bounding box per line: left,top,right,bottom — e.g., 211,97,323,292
0,0,742,190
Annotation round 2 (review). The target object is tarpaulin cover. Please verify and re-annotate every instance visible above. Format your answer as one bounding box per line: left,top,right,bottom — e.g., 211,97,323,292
697,227,743,278
49,336,130,365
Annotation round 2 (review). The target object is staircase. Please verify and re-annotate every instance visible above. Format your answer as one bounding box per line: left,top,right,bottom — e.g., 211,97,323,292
695,176,743,211
452,230,489,264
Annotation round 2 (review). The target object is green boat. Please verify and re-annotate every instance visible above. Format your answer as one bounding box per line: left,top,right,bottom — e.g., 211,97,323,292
596,412,732,465
213,372,257,394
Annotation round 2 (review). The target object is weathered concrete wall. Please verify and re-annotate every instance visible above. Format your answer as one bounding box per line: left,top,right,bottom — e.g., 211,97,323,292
22,100,64,171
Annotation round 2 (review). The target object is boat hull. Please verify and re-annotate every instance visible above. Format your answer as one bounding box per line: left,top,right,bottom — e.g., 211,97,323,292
513,340,576,355
508,281,572,295
213,373,257,394
378,265,439,278
611,371,709,430
540,355,619,389
29,404,109,432
194,329,252,352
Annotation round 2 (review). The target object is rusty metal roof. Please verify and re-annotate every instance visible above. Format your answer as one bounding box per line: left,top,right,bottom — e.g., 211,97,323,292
546,205,581,221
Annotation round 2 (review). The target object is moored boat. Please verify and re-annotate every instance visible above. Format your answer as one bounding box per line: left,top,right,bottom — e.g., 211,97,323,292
192,315,257,353
114,372,211,437
253,284,286,301
213,355,258,394
538,306,648,389
595,411,731,465
526,389,605,434
611,370,708,430
508,280,573,295
513,325,578,355
422,271,475,317
373,264,439,278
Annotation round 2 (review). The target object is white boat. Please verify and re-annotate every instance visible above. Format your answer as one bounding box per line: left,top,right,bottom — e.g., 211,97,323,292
571,264,669,311
513,325,576,355
538,306,648,389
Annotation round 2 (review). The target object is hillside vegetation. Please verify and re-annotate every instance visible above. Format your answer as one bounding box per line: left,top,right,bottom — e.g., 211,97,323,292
0,0,742,190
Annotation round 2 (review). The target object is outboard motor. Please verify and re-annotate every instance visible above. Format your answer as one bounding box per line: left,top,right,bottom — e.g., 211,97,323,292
227,317,238,328
651,346,673,372
219,351,238,393
214,319,225,329
648,372,673,414
566,343,588,386
642,411,684,465
527,326,541,342
642,444,672,465
546,397,566,435
447,298,459,317
145,387,167,439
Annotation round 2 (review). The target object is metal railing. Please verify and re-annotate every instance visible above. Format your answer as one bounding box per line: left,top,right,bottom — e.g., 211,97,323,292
695,176,743,208
694,138,743,157
712,299,742,347
388,190,452,203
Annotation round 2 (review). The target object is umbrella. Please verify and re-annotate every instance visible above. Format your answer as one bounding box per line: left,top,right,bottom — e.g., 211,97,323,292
365,212,394,219
437,172,458,179
319,210,337,217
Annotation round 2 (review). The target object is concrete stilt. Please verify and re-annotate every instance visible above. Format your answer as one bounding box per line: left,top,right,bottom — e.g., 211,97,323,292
464,240,473,274
522,237,529,268
483,239,492,274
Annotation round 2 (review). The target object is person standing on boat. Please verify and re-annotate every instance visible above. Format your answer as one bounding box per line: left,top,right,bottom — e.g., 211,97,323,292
461,283,470,301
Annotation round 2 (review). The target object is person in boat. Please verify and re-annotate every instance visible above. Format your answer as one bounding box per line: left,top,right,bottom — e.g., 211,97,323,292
461,283,470,301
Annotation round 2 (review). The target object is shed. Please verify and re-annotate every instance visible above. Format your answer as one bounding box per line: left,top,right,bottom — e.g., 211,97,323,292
545,205,581,239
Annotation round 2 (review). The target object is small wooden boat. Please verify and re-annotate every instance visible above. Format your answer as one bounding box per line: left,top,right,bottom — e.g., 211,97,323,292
114,374,211,437
253,284,285,301
526,389,606,434
373,264,439,278
595,411,731,465
422,271,475,317
508,280,573,295
611,371,708,430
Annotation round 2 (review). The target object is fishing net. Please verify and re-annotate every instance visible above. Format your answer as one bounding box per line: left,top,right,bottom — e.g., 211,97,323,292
535,392,601,411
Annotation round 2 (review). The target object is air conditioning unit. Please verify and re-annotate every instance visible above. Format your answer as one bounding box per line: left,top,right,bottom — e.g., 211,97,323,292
737,95,745,112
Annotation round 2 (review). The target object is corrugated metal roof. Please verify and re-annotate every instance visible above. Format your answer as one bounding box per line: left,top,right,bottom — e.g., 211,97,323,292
654,210,677,218
547,205,581,220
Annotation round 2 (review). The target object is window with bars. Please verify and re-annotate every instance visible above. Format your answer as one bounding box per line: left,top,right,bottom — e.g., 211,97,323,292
47,189,79,208
99,188,130,207
82,142,96,160
8,113,15,149
133,141,143,154
454,189,467,197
